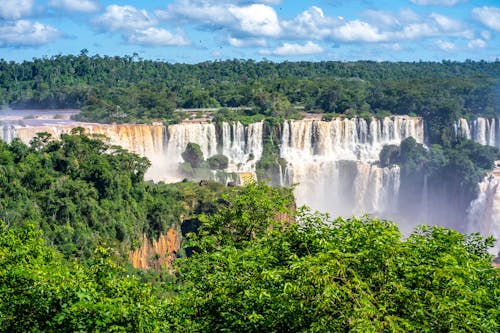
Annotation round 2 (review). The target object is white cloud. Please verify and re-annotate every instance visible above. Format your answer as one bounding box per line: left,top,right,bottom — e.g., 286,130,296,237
228,4,281,37
228,36,267,47
158,0,231,26
435,40,455,51
472,7,500,32
280,7,471,45
429,13,462,31
260,41,323,56
0,0,34,20
362,10,400,28
332,20,387,42
92,4,190,48
282,6,339,39
0,20,61,47
48,0,100,13
399,9,420,23
93,5,157,32
467,39,486,49
160,1,280,38
281,6,344,39
127,27,190,46
410,0,465,6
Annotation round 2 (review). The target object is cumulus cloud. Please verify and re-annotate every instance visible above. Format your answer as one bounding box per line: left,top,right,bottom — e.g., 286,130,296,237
93,5,157,32
362,10,400,28
228,4,281,37
0,0,34,20
467,39,486,49
280,6,472,45
410,0,465,6
435,39,455,51
282,6,339,39
128,27,190,46
0,20,61,47
331,20,387,42
48,0,100,13
259,41,323,56
93,5,190,47
160,0,281,39
429,13,462,31
472,7,500,32
157,0,231,26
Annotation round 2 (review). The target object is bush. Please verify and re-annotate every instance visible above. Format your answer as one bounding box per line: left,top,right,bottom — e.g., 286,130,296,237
182,143,204,168
207,154,229,170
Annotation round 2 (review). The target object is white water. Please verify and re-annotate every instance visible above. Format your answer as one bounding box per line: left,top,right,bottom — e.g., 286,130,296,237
4,111,499,253
467,170,500,255
0,113,263,182
455,117,500,253
455,117,500,147
281,116,423,216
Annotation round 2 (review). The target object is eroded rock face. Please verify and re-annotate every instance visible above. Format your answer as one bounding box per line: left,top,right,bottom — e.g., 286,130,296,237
129,227,180,271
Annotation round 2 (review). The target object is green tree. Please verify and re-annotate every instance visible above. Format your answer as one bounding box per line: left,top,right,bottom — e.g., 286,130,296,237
181,143,204,168
170,207,500,332
207,154,228,170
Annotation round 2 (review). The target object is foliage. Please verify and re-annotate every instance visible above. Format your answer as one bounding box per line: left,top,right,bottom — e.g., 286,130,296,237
0,221,167,333
169,207,500,332
207,154,229,170
0,133,229,259
0,173,499,331
1,55,499,140
181,142,204,168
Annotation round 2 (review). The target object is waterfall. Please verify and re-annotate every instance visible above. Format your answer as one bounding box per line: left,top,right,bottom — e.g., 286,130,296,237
467,170,500,255
0,116,264,183
281,116,423,217
221,121,264,172
455,117,500,148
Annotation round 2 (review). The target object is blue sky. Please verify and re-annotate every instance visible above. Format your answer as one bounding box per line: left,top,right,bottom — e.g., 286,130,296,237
0,0,499,63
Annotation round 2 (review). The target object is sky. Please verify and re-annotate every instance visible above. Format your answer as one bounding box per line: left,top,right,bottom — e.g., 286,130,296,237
0,0,499,63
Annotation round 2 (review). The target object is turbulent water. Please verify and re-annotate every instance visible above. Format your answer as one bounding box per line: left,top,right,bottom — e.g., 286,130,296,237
467,170,500,255
1,110,499,254
280,117,423,216
0,111,263,182
456,117,500,253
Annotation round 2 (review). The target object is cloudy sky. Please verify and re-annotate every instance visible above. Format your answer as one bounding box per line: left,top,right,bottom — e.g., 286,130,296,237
0,0,499,63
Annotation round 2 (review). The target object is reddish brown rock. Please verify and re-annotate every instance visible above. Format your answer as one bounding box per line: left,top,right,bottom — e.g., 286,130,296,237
129,227,180,272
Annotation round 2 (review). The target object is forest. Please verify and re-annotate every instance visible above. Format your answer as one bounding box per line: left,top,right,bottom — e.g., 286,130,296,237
1,55,500,331
0,132,498,332
0,53,499,144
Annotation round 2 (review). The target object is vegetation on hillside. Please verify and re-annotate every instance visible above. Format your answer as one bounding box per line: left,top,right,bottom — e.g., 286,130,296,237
1,55,500,331
1,182,499,332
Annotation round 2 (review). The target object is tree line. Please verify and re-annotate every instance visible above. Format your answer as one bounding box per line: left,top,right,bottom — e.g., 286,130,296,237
0,53,499,143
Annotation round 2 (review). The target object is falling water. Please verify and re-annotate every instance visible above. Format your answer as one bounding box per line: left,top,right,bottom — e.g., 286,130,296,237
467,170,500,255
280,116,424,217
455,117,500,148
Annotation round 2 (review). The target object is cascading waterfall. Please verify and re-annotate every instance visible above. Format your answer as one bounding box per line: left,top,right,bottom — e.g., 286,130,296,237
3,110,500,252
0,114,263,183
281,116,423,216
221,121,264,172
455,117,500,147
467,170,500,255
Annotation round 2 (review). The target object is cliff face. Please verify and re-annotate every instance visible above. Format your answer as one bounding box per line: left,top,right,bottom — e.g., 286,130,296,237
129,227,180,271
